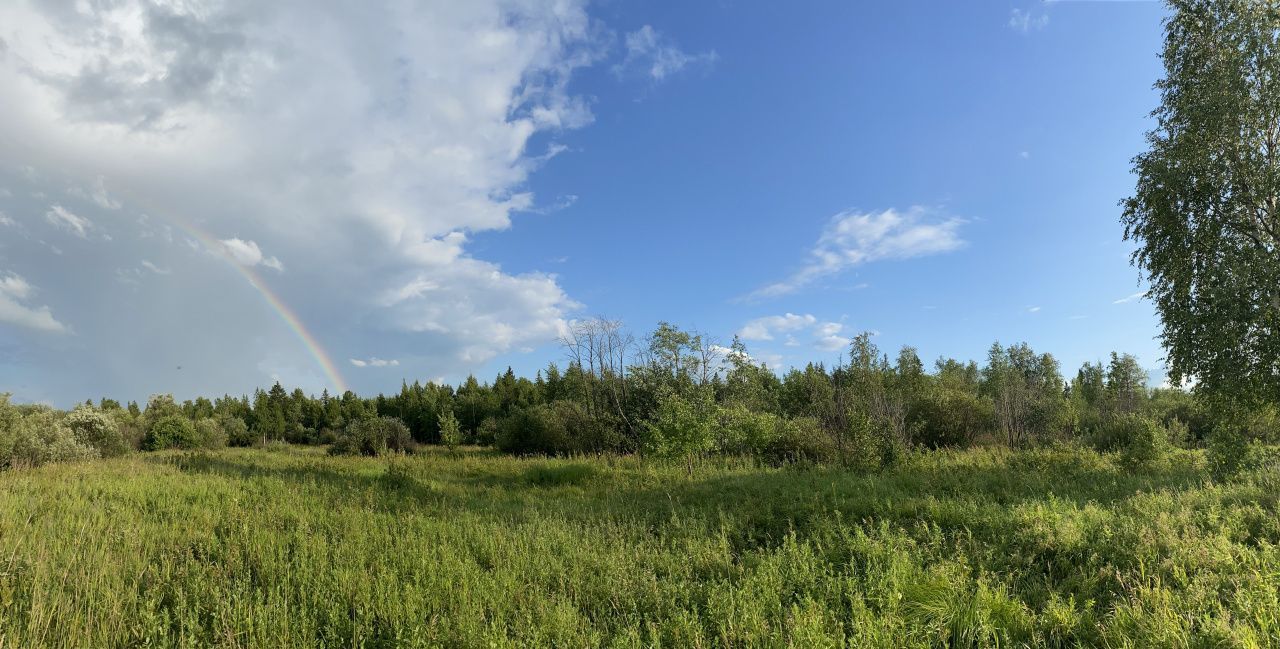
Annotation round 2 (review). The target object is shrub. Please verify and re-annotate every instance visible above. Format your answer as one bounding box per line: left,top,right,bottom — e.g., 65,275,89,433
329,416,415,456
1207,419,1251,481
219,416,254,447
1114,415,1169,471
439,410,462,450
1,408,98,469
64,406,127,457
764,417,839,465
193,418,228,449
914,390,996,448
1090,413,1169,456
497,405,572,456
144,415,199,450
554,401,628,454
642,391,716,458
714,406,781,456
475,417,499,446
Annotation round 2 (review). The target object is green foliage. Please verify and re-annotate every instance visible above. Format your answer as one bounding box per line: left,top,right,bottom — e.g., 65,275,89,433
329,416,415,457
763,416,839,465
475,417,499,446
64,406,127,457
914,390,996,448
0,400,98,469
193,418,228,449
525,462,596,487
143,415,199,451
438,409,462,450
496,404,573,456
219,415,254,447
1114,415,1171,471
1121,0,1280,405
641,389,716,458
713,405,780,456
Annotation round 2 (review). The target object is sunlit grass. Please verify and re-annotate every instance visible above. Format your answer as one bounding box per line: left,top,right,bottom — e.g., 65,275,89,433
1,445,1277,647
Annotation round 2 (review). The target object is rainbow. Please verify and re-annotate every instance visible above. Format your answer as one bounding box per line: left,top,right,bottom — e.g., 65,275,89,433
158,212,350,395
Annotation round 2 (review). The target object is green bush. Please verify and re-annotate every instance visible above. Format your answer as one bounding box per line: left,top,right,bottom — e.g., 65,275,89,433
642,391,716,458
64,406,127,457
329,416,415,456
914,390,996,448
1207,419,1251,481
0,407,98,469
143,415,199,450
219,416,254,447
714,406,781,456
1114,415,1169,471
475,417,499,446
764,417,839,465
439,410,462,450
193,418,228,449
497,405,572,456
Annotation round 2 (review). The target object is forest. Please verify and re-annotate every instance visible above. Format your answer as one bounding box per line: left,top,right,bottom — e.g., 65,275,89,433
3,320,1275,481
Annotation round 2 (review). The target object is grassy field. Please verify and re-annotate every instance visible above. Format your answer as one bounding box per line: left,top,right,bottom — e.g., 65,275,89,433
1,445,1278,648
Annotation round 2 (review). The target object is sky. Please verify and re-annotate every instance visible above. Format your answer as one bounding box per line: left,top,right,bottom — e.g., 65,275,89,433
0,0,1172,406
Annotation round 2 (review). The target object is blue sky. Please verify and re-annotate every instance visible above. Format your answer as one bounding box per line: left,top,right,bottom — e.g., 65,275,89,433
0,0,1169,405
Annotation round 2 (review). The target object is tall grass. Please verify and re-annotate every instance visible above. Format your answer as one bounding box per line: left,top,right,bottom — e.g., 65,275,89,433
0,445,1277,647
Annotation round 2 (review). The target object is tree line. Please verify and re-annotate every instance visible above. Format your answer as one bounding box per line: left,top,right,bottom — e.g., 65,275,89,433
4,319,1276,478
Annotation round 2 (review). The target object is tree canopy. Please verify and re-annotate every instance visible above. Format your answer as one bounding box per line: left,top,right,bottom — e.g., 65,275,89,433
1122,0,1280,403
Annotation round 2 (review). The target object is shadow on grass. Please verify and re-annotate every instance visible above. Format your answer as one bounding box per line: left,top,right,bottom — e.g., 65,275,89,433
150,452,449,515
153,446,1211,544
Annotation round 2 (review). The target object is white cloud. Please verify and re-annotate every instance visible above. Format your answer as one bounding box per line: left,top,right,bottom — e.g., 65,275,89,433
69,176,122,210
615,25,717,81
44,204,92,238
141,260,170,275
219,238,284,271
0,272,68,333
749,207,966,299
350,357,399,368
380,254,578,364
1008,8,1049,33
1113,291,1145,305
1019,151,1031,160
738,313,816,341
813,321,850,352
0,211,13,227
0,0,611,397
738,313,852,353
1028,306,1041,313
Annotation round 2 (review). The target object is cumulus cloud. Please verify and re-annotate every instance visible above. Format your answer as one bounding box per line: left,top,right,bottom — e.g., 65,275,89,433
0,272,68,333
738,313,816,341
43,204,92,238
615,25,717,81
738,313,851,353
0,211,13,227
749,207,966,299
812,321,850,352
219,238,283,271
0,0,607,398
350,357,399,368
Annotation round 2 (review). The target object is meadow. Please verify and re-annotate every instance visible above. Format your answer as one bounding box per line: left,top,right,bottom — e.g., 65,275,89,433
2,444,1279,648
